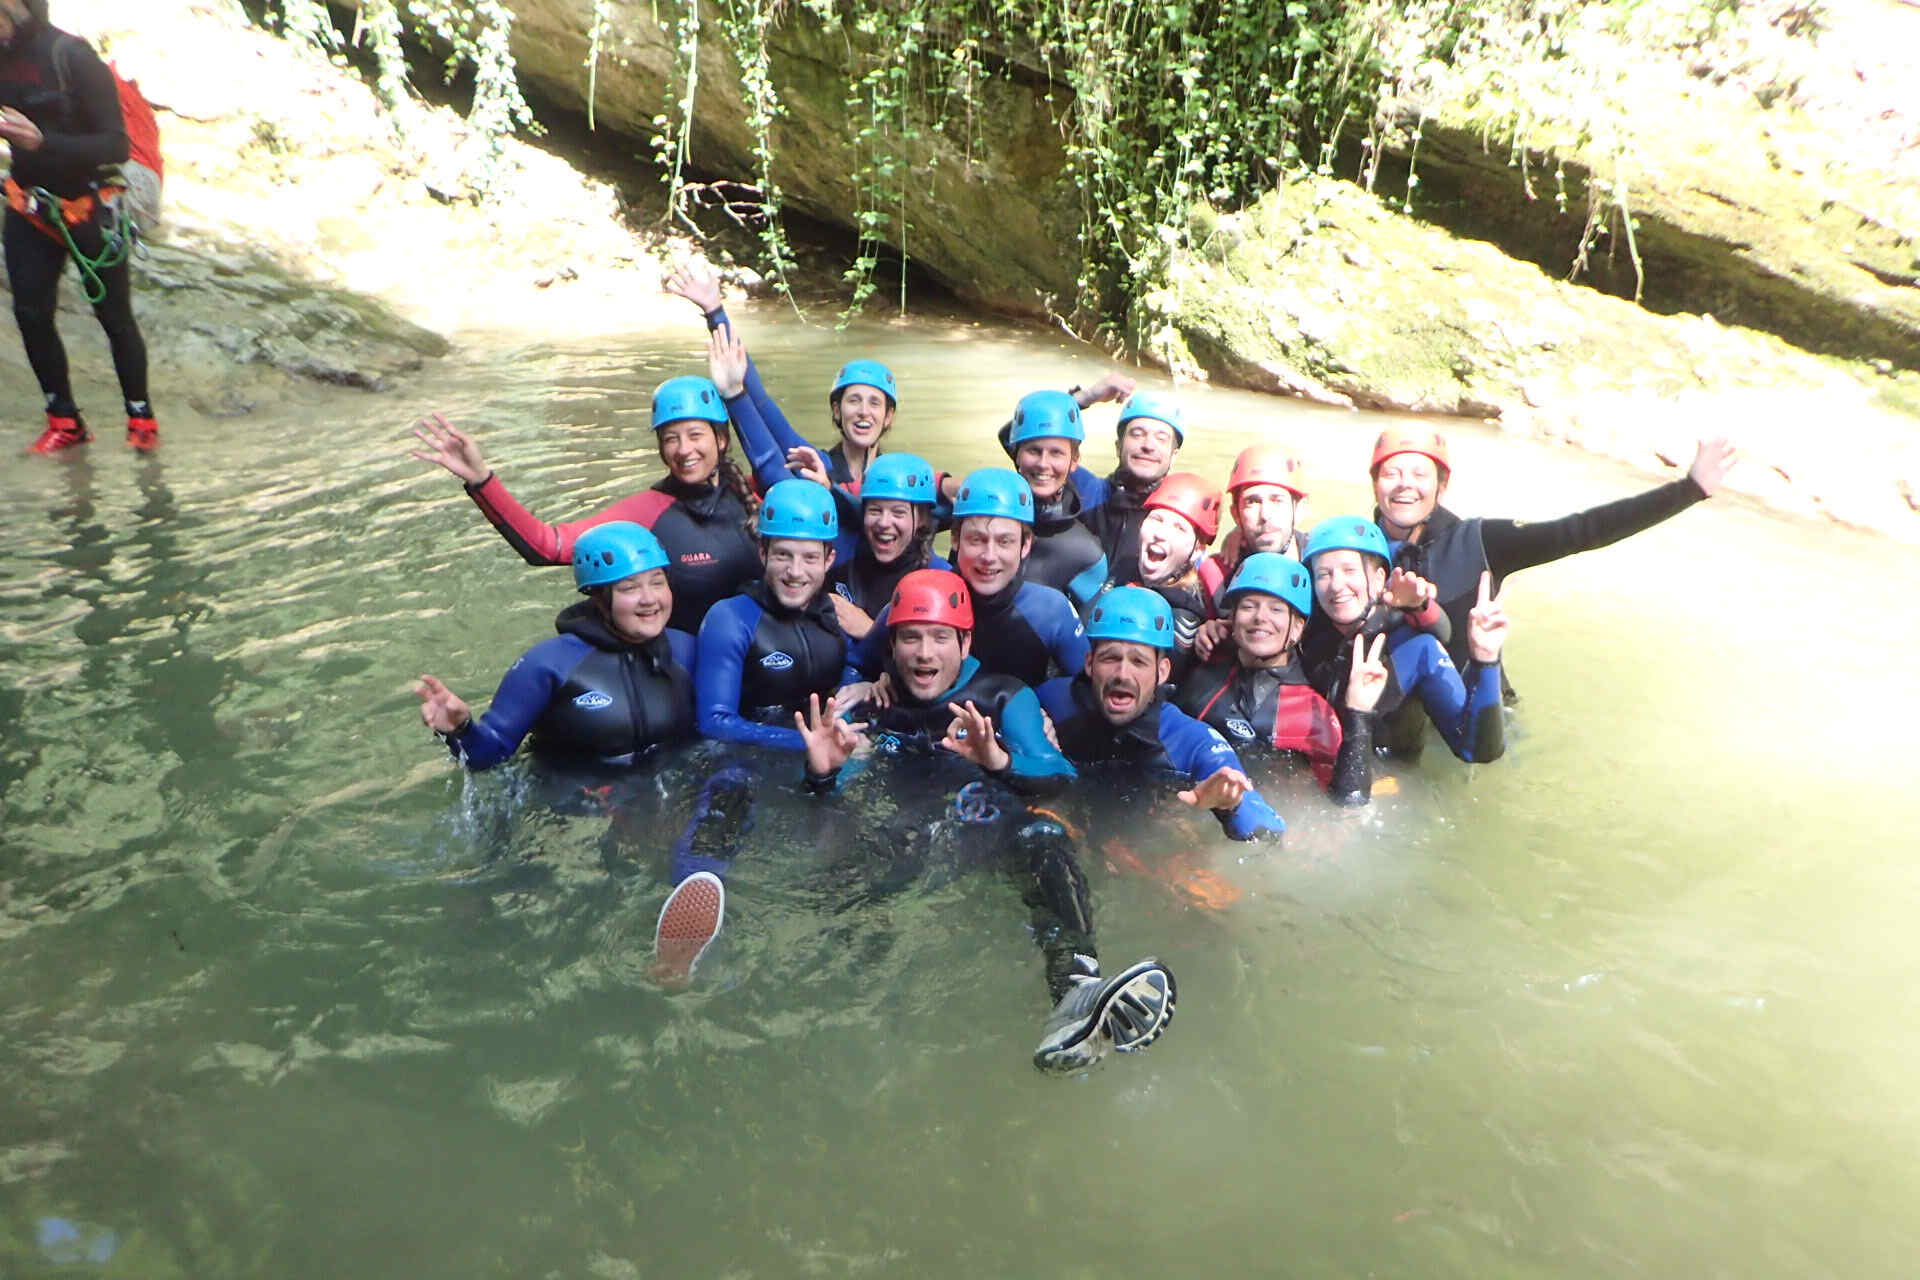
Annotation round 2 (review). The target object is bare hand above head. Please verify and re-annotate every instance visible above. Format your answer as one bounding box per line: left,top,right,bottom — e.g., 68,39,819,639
414,675,471,734
707,324,749,400
664,262,724,315
1689,435,1737,497
1378,567,1436,611
829,593,875,639
1344,632,1389,713
1179,766,1252,812
1075,371,1138,408
1466,570,1511,664
1192,617,1232,662
940,701,1011,772
409,413,490,486
787,445,831,486
796,692,866,778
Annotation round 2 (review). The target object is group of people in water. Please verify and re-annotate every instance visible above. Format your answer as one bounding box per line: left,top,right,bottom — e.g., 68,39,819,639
410,264,1737,1073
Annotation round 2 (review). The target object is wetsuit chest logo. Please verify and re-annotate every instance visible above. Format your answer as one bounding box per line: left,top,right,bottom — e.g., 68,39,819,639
572,691,614,710
1224,717,1255,741
760,651,795,670
680,551,715,566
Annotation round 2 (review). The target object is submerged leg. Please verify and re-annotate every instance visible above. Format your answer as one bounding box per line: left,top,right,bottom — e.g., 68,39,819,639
1007,815,1098,1004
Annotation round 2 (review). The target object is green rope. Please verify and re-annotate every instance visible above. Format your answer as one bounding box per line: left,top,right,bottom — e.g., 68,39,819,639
31,186,133,306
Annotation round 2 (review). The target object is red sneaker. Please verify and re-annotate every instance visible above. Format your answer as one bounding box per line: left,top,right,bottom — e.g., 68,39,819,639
29,414,91,454
126,416,160,451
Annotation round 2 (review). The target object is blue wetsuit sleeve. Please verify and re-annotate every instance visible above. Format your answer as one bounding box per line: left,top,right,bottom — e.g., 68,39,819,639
668,628,699,680
1071,466,1110,512
445,641,570,771
706,305,814,459
1066,554,1110,613
1041,593,1091,673
929,553,953,571
724,391,801,494
1035,676,1076,724
696,599,807,752
840,605,890,684
1389,631,1497,763
987,687,1077,795
1460,659,1506,763
1161,708,1286,841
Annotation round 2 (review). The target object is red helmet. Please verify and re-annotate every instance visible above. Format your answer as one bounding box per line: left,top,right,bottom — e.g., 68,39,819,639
1369,427,1450,476
1226,445,1308,500
888,568,973,631
1142,472,1223,545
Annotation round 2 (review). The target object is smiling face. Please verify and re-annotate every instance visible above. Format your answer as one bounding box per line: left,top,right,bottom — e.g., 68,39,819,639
761,538,834,609
595,569,673,644
1116,419,1177,484
656,420,724,487
1136,508,1199,586
1085,640,1171,726
1310,548,1386,630
1372,452,1444,535
1013,438,1078,501
832,385,894,452
1230,592,1304,666
863,498,918,565
953,516,1031,597
1232,484,1300,555
890,622,969,702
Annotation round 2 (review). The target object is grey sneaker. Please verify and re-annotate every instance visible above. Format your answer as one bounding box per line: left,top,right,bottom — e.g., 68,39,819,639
1033,956,1176,1072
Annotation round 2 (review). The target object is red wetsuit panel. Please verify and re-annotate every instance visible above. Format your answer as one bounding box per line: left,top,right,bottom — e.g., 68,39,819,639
1271,683,1343,789
466,474,674,566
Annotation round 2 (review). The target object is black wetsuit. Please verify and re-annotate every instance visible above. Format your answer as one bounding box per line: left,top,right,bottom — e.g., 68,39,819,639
696,581,846,753
1025,486,1109,611
1077,468,1155,585
827,542,946,619
1385,479,1707,692
0,10,150,422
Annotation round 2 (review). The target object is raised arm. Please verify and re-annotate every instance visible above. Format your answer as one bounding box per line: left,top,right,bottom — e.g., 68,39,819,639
421,644,569,771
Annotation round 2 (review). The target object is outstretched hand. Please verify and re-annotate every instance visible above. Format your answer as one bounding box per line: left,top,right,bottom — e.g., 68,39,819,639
1179,766,1251,812
1344,632,1389,712
796,692,865,778
664,263,724,314
1467,570,1510,663
707,323,749,400
409,413,489,486
415,675,471,735
787,444,831,486
1689,435,1737,497
940,700,1011,773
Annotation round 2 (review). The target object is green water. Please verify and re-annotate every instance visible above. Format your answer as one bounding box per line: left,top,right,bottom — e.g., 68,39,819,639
4,310,1918,1277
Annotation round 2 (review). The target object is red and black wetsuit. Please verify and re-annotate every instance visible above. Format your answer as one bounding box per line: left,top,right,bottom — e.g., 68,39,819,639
1173,654,1373,804
0,7,149,422
465,472,762,635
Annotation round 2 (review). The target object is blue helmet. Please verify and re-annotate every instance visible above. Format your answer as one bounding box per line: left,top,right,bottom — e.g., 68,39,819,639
1222,553,1313,619
651,375,728,431
757,478,839,542
860,453,937,505
1085,585,1176,651
951,467,1035,525
573,521,670,592
1007,390,1085,448
830,359,898,406
1302,516,1392,569
1117,390,1186,446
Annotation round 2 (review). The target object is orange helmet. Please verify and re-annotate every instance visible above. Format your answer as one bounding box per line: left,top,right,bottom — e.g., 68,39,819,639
1142,472,1223,545
1369,427,1450,476
1226,445,1308,500
888,568,973,631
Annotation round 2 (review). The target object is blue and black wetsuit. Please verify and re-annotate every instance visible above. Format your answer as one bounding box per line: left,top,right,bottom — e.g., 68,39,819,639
828,544,953,620
1173,655,1373,804
842,570,1088,689
1300,620,1505,764
695,581,847,752
443,602,697,770
1038,676,1288,843
805,660,1100,1001
1026,486,1109,612
1072,467,1156,585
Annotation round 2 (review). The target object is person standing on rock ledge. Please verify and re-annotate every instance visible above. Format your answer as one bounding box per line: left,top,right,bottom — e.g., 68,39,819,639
0,0,157,453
